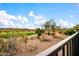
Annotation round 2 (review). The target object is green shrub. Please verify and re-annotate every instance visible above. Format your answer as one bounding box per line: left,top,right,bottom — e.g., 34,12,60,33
35,28,45,38
63,29,76,35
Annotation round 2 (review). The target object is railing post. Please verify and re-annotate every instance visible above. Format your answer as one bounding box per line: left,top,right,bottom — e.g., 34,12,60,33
72,34,79,56
66,42,69,56
72,38,75,56
62,46,65,56
69,40,72,56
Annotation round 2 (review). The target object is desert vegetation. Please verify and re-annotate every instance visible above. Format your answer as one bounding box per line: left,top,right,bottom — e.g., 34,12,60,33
0,18,78,56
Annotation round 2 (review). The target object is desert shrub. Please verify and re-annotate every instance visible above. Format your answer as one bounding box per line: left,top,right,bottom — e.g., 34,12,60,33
6,41,16,55
0,38,8,55
63,29,76,35
0,37,17,56
22,36,28,43
26,39,38,52
35,28,45,38
39,33,52,41
0,32,7,38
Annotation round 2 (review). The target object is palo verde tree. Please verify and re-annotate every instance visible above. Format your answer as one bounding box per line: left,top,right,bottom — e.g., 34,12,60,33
42,18,56,35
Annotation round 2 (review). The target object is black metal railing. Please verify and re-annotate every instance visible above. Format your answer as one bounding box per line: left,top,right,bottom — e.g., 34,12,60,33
36,32,79,56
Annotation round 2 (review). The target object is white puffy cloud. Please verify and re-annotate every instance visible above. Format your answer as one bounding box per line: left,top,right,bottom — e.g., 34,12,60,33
59,19,68,26
0,10,16,20
59,19,75,28
0,10,28,28
29,11,35,17
0,19,9,25
29,11,47,25
0,10,45,29
0,10,76,29
0,10,46,29
0,10,47,29
16,16,28,24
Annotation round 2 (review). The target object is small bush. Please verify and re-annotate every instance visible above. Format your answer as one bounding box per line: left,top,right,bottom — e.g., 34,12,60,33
63,29,76,35
35,28,45,38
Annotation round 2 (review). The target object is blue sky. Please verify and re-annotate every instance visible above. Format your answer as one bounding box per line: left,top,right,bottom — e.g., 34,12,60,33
0,3,79,29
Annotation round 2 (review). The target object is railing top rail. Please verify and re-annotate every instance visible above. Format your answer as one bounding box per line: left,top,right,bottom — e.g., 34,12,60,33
36,32,79,56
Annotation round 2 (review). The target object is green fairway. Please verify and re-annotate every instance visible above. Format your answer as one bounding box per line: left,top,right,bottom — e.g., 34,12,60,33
0,31,36,38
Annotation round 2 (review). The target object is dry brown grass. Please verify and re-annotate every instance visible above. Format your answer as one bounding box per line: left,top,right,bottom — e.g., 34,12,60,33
0,33,68,56
14,34,68,56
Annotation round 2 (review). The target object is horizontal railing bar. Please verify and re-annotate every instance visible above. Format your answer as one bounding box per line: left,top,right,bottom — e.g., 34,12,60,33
36,32,78,56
